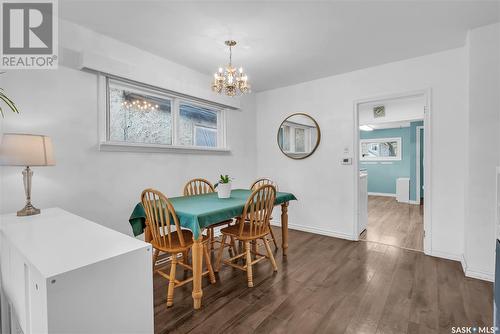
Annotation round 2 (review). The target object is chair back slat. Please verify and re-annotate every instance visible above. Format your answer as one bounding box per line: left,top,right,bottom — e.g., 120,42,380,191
141,188,184,249
240,184,276,238
250,178,279,192
184,178,215,196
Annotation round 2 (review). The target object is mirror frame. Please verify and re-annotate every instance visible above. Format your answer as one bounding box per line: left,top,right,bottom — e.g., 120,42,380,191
277,112,321,160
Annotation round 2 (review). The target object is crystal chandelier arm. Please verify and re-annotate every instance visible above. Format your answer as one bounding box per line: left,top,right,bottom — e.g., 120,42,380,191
212,40,250,96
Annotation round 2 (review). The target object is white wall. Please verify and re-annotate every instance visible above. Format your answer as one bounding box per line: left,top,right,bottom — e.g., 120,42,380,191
59,20,239,109
359,95,425,126
0,21,257,236
256,48,468,259
464,22,500,281
2,18,498,283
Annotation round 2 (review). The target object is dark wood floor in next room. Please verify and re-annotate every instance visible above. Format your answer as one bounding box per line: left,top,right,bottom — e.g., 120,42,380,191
153,228,492,334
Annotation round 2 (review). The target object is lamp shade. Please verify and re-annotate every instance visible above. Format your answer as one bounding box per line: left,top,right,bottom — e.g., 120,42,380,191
0,133,55,166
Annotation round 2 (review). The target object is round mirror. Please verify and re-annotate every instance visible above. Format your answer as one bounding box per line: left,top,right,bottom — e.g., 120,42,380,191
277,113,321,159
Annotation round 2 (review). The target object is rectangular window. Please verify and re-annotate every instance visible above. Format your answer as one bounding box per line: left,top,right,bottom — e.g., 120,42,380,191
108,80,172,145
278,123,312,154
295,128,305,153
179,102,218,148
360,137,402,161
105,77,227,151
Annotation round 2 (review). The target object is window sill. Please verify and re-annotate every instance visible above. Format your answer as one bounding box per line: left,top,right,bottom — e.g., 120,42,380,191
99,142,231,154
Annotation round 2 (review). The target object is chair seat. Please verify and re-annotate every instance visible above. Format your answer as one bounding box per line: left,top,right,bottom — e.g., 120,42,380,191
152,229,203,253
221,223,268,240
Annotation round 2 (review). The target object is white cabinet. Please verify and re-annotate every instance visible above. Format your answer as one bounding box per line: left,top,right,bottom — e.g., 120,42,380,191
0,208,153,334
359,171,368,235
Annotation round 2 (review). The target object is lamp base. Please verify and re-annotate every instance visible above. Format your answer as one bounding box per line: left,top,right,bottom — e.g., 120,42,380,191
17,203,40,216
17,166,41,216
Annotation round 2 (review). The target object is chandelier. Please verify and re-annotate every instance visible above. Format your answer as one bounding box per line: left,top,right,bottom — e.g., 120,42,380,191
121,98,159,112
212,40,251,96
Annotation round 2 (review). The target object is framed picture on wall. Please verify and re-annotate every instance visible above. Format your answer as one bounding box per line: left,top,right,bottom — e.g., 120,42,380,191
373,105,385,118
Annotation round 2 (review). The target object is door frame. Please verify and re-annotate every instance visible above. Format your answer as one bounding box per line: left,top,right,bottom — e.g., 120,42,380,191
353,88,432,255
416,125,424,204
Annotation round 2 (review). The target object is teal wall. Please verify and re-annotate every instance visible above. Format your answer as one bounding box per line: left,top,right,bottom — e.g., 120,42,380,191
360,121,423,201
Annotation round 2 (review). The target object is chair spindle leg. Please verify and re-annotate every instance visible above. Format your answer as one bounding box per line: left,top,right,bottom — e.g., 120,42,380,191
263,237,278,271
245,241,254,287
167,255,177,307
215,234,227,272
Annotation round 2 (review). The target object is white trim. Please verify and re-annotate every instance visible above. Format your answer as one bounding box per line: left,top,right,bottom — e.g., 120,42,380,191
429,249,462,262
423,90,432,255
496,167,500,240
460,254,494,282
415,125,424,204
461,254,467,273
99,142,231,154
270,221,357,241
353,88,432,252
368,192,396,197
171,98,180,146
97,73,107,143
100,75,229,153
465,269,494,282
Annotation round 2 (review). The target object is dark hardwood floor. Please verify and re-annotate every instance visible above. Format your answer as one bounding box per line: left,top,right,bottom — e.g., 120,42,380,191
360,196,424,251
154,228,493,334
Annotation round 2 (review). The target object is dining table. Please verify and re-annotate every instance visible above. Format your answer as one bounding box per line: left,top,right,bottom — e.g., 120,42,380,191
129,188,297,309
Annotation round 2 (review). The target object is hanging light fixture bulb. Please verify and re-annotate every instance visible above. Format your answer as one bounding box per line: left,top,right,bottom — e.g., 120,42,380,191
212,40,251,96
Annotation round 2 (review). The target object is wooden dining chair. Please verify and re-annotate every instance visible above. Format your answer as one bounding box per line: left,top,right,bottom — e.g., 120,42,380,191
250,178,279,249
141,188,215,307
215,184,278,287
183,178,234,253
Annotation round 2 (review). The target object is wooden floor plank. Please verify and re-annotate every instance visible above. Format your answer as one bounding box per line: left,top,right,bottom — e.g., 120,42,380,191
152,227,492,334
361,196,423,251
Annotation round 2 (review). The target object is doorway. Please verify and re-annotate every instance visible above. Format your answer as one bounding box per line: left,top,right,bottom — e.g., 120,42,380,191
353,89,431,254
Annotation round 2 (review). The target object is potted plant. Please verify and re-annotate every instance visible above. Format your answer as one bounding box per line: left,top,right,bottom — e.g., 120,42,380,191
1,73,20,117
215,174,232,199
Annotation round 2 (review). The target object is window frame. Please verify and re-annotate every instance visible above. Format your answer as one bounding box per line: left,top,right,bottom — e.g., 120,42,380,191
99,75,230,153
359,137,402,161
279,122,313,154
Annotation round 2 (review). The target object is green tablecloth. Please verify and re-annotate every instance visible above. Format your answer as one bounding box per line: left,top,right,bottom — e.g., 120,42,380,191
129,189,297,239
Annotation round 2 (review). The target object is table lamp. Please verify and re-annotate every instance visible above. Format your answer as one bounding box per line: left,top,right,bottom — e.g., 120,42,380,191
0,133,55,216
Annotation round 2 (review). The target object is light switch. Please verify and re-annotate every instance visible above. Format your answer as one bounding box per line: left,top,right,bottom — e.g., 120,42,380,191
341,157,352,165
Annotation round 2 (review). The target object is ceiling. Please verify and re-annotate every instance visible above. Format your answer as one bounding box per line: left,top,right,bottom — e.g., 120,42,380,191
60,1,500,92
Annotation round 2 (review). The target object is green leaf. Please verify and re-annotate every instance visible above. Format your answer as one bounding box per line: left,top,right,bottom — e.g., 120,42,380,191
0,91,19,116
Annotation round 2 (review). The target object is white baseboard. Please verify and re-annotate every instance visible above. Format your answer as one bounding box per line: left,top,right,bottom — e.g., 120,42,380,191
460,254,467,273
269,221,494,282
460,254,494,282
368,193,420,205
429,249,463,262
270,221,356,241
368,192,396,197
